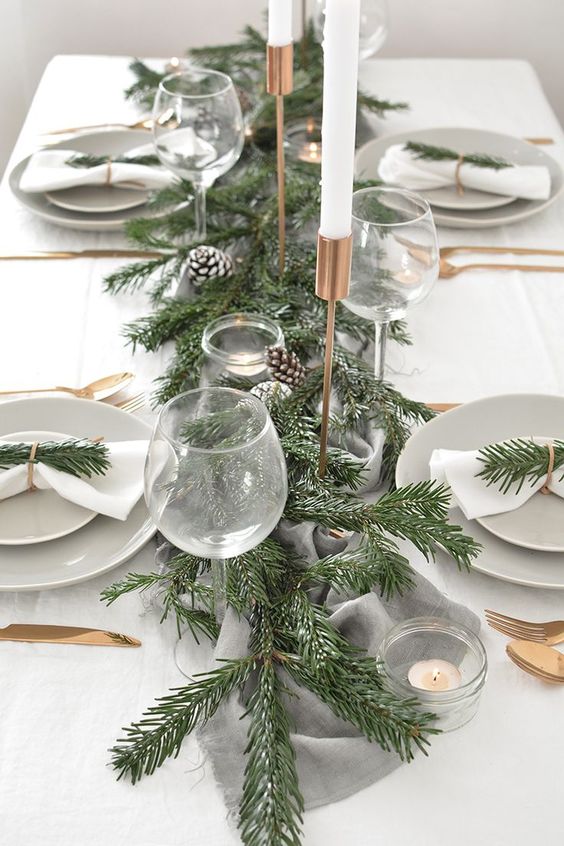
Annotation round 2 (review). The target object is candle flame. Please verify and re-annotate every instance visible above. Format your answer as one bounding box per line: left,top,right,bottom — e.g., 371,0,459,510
308,142,320,160
306,116,316,134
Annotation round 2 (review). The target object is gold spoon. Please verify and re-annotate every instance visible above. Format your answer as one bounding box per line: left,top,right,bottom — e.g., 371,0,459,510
40,108,178,138
506,640,564,684
0,372,134,401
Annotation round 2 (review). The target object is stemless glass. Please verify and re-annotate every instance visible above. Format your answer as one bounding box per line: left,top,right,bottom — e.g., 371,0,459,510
314,0,389,60
152,70,245,239
144,387,288,676
343,187,439,380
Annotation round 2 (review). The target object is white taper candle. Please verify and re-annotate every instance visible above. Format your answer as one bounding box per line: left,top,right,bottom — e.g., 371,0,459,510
268,0,293,46
319,0,361,239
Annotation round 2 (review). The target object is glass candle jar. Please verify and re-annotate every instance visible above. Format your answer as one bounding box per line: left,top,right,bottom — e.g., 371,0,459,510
201,313,284,386
377,616,487,732
285,118,322,165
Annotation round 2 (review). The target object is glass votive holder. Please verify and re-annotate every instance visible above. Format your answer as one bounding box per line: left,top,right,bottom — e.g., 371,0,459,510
285,118,322,165
377,616,487,732
201,313,284,386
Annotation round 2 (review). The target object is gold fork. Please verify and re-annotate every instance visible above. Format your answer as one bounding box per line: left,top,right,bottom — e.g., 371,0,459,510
114,393,146,414
439,257,564,278
485,609,564,645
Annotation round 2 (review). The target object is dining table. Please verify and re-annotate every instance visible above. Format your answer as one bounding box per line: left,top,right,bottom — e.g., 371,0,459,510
0,54,563,846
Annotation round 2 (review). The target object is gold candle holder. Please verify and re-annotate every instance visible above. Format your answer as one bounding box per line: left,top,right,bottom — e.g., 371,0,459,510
315,232,353,477
266,43,293,274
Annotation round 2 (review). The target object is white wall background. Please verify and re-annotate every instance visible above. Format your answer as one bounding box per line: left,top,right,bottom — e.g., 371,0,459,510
1,0,563,175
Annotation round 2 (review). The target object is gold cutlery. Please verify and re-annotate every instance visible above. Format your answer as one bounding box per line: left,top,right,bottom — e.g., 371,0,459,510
441,245,564,259
506,640,564,683
0,371,134,401
427,402,460,412
0,623,140,647
0,249,163,261
524,137,555,145
40,107,177,139
485,609,564,645
41,116,154,136
114,393,147,414
439,257,564,278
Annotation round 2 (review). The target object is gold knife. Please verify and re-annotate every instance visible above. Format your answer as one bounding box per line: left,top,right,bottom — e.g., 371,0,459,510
0,250,164,261
0,624,141,647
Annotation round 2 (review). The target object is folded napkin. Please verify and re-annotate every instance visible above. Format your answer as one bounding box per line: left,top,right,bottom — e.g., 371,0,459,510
378,144,551,201
430,442,564,521
19,148,174,193
0,441,148,521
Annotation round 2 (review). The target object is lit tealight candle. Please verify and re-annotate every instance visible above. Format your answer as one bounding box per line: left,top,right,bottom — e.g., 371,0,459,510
407,659,462,692
226,353,267,377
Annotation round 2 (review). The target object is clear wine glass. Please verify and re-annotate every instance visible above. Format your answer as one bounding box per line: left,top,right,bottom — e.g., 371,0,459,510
314,0,389,60
144,387,288,676
343,187,439,380
152,69,245,240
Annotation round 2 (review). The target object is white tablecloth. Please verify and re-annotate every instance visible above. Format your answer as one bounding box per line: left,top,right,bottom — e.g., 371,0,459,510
1,56,563,846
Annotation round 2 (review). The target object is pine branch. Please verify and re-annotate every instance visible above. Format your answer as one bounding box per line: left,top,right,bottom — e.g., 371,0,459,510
405,141,512,170
370,481,481,568
476,437,564,494
0,439,110,478
110,657,256,784
101,552,218,642
65,153,160,168
239,660,304,846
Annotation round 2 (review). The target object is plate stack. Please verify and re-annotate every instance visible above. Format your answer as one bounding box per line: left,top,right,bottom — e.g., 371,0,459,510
355,127,563,229
0,397,154,591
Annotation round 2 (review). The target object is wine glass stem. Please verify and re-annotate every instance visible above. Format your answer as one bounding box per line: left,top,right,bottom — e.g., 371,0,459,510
193,182,207,240
211,559,226,624
374,320,389,380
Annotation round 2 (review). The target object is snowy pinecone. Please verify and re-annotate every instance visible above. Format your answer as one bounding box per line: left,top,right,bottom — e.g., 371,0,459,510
186,245,233,288
250,380,292,405
265,346,306,387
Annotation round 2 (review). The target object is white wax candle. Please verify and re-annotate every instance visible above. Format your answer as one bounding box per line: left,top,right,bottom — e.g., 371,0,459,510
268,0,293,46
226,354,267,377
319,0,361,239
407,659,462,692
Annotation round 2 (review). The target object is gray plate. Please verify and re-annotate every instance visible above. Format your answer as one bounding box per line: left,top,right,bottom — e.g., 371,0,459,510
396,394,564,589
0,398,155,591
45,185,149,214
10,130,155,231
355,127,564,229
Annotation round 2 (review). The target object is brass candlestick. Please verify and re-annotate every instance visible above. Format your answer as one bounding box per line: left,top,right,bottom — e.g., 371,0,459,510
266,43,293,274
301,0,308,68
316,232,353,477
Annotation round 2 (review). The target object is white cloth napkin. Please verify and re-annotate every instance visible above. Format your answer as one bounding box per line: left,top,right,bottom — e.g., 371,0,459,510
0,441,149,521
19,148,174,193
378,144,551,200
430,442,564,521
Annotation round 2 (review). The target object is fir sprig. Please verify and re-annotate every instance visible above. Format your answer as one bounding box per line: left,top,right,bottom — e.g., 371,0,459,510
404,141,512,170
65,153,160,169
477,438,564,494
0,439,110,478
110,657,257,783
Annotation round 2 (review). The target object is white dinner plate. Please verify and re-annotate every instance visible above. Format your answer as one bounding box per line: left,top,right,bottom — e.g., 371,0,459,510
0,430,97,545
0,398,155,590
45,185,149,214
355,128,564,229
396,393,564,589
9,130,156,231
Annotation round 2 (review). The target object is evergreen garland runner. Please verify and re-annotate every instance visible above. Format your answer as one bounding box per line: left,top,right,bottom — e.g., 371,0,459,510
100,30,482,846
125,23,408,144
